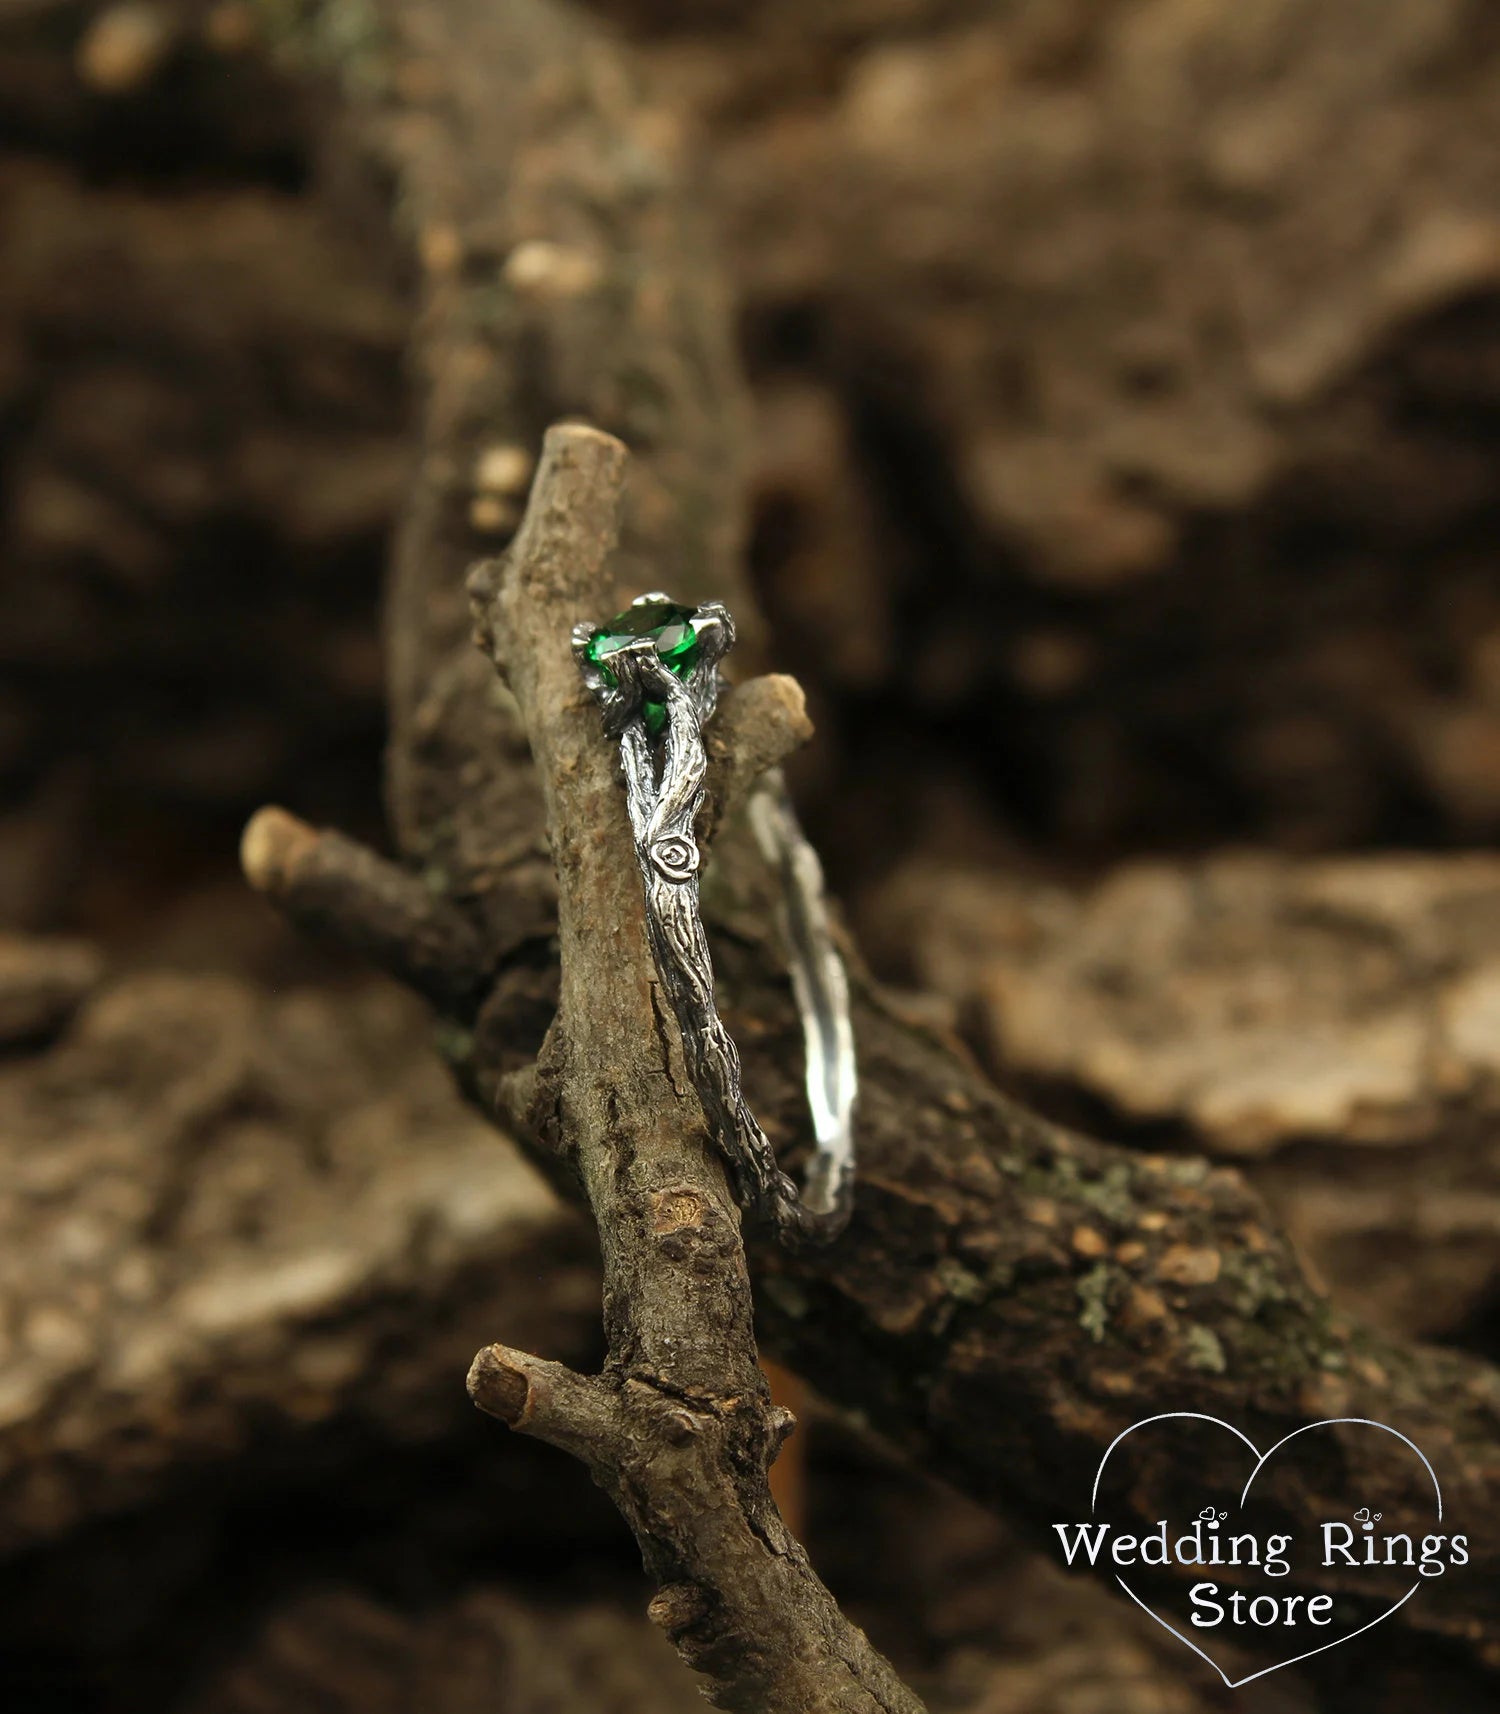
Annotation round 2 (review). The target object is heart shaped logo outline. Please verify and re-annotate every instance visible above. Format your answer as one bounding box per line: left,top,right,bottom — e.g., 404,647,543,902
1089,1413,1443,1689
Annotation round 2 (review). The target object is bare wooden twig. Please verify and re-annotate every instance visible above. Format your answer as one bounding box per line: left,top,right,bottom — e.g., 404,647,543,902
242,806,490,1006
462,421,926,1714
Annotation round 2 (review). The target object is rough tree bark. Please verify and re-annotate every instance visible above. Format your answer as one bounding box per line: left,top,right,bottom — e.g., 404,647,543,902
868,849,1500,1343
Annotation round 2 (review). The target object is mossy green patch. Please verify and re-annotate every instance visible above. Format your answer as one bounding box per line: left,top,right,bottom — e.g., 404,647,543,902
935,1258,988,1304
1221,1248,1294,1319
1077,1263,1112,1344
1185,1326,1227,1373
1018,1152,1138,1227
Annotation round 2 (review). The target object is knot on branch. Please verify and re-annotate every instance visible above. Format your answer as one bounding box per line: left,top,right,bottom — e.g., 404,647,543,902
767,1405,798,1454
649,1183,738,1265
648,1581,714,1645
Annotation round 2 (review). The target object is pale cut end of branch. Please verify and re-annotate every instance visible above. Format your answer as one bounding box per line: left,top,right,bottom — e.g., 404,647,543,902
467,1343,534,1426
467,1344,621,1463
240,804,318,894
241,805,488,1005
467,421,629,684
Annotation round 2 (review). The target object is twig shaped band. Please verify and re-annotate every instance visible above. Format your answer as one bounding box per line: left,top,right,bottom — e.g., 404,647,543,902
572,594,855,1246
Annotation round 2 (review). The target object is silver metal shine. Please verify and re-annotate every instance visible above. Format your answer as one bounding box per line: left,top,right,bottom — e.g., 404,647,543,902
572,593,856,1246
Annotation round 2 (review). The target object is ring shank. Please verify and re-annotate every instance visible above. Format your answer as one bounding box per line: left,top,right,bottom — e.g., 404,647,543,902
747,770,856,1221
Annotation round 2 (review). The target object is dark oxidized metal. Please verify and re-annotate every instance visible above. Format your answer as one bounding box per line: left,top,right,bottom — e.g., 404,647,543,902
573,594,855,1246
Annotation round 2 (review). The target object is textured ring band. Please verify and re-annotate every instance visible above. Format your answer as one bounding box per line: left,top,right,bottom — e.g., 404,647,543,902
572,593,855,1247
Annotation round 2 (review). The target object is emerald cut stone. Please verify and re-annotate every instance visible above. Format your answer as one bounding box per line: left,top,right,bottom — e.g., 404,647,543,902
586,601,699,735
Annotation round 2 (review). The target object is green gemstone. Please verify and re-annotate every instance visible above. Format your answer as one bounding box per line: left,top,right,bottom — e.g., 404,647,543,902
586,601,700,735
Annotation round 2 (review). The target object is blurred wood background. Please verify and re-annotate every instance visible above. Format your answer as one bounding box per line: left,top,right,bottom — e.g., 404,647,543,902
2,2,1499,1710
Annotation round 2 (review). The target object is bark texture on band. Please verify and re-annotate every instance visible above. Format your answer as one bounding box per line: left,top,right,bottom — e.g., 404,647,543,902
463,423,925,1714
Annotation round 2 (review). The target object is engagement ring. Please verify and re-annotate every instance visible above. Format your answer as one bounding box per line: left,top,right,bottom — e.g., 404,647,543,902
572,594,855,1247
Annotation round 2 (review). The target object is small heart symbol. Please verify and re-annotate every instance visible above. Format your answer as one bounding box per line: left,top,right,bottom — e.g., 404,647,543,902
1090,1414,1442,1689
1354,1506,1371,1523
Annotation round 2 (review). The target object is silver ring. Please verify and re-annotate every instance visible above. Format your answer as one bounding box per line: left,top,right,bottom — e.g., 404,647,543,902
572,593,855,1247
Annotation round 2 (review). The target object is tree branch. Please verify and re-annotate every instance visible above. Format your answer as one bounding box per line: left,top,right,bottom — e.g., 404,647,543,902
460,422,925,1714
